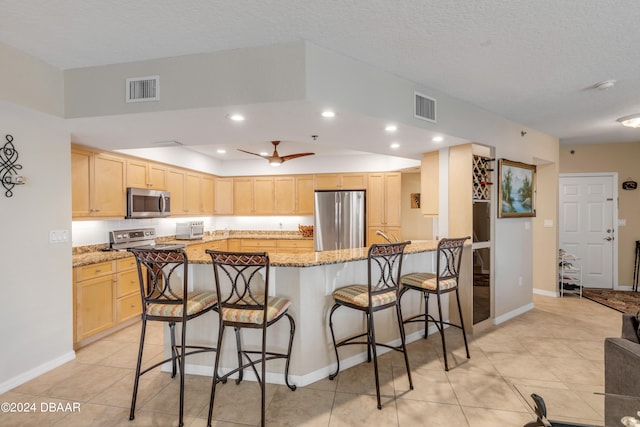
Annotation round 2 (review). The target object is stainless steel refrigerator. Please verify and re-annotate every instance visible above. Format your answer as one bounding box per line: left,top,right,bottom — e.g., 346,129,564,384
314,190,366,251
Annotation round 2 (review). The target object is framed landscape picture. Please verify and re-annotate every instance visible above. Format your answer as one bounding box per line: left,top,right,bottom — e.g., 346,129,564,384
498,159,536,218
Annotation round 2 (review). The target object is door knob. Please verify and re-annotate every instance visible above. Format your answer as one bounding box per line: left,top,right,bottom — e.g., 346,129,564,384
605,237,614,241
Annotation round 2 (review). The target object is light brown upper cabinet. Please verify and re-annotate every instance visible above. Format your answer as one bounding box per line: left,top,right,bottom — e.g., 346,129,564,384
314,173,367,190
184,171,201,215
254,177,275,214
72,146,125,218
367,172,402,244
167,168,186,216
126,159,167,190
274,175,314,215
200,174,214,215
421,151,439,217
214,177,233,215
233,177,275,215
168,169,214,216
295,175,314,215
274,176,295,214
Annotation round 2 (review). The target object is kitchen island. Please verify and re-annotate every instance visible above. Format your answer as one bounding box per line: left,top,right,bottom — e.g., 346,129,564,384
176,240,470,387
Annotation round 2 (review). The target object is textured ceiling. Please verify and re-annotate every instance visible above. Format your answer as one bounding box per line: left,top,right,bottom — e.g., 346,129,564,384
2,0,640,149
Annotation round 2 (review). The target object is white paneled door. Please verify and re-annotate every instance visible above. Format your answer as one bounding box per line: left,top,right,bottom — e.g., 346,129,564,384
559,175,615,288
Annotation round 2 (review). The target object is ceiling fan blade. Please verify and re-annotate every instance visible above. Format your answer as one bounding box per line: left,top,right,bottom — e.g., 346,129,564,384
280,152,315,162
237,148,268,158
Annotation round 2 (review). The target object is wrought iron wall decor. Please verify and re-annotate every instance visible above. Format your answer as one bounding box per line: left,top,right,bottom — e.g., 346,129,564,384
1,134,24,197
622,178,638,190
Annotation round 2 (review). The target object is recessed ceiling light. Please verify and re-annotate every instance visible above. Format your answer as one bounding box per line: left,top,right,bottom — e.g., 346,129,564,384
321,111,335,118
229,114,245,121
617,114,640,128
385,125,398,132
217,149,226,154
432,136,444,143
259,151,269,156
390,142,400,149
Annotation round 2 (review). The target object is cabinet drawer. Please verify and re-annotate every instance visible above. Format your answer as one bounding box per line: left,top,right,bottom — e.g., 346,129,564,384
117,293,142,322
117,269,140,297
277,240,314,250
241,239,277,248
76,261,116,281
117,257,137,272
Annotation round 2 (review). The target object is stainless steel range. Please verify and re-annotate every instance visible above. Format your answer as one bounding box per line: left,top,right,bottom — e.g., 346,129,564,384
109,228,186,251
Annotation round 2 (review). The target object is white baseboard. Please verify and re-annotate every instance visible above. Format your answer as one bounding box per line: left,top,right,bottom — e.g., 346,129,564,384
0,351,76,394
494,303,534,325
533,288,559,297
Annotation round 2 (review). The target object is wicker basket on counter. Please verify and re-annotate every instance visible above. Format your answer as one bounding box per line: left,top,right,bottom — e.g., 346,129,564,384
298,225,314,238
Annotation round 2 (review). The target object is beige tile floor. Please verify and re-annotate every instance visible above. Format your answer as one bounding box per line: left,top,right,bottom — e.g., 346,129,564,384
0,294,621,426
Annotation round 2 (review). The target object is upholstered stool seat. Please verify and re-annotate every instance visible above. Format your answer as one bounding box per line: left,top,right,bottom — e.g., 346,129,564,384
145,291,218,317
220,295,291,324
400,272,458,292
332,284,397,308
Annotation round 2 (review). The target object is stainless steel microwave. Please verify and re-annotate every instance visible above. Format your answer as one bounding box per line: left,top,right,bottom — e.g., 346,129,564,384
126,188,171,218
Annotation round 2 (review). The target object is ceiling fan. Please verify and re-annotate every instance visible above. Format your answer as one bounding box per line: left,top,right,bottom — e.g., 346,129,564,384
237,141,315,167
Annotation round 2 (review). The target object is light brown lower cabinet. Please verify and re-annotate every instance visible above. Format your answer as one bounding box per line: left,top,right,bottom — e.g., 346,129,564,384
225,238,313,254
74,257,144,348
276,239,314,253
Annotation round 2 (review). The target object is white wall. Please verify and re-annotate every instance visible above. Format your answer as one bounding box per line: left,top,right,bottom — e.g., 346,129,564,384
0,102,73,392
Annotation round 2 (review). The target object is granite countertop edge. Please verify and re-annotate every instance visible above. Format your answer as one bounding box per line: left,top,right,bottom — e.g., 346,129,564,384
72,240,440,268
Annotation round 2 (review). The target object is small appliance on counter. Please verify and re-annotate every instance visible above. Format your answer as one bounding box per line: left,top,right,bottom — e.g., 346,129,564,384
109,228,186,251
176,221,204,240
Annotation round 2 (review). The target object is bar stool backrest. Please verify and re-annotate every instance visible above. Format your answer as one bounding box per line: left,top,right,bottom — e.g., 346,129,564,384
435,237,469,285
129,248,188,311
368,242,409,296
208,251,269,314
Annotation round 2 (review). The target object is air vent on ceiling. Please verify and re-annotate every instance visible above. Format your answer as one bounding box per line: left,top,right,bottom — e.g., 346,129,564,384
126,75,159,103
414,91,436,123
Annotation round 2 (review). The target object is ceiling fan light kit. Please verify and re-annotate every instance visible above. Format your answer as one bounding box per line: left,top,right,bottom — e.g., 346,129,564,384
617,114,640,128
238,141,315,166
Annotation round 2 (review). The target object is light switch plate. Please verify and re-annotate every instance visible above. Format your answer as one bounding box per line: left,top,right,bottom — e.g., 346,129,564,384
49,229,69,244
543,219,553,228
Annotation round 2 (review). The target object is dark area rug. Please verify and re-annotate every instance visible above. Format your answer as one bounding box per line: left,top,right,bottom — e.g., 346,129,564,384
582,288,640,314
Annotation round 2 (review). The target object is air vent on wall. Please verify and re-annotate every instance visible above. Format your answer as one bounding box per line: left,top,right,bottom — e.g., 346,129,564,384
414,91,436,123
126,75,159,103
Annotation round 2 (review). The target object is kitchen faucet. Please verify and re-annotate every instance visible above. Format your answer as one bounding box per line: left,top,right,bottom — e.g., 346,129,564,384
375,229,399,243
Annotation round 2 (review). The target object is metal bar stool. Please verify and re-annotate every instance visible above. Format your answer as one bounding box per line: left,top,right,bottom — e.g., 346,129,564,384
328,241,413,410
206,250,296,427
400,237,470,371
128,248,218,427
